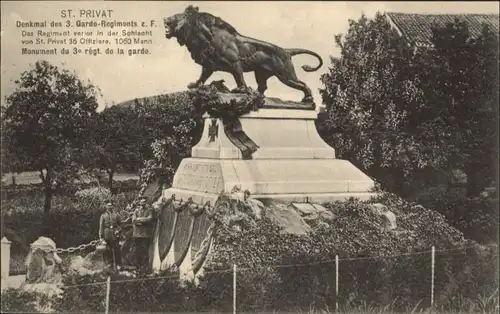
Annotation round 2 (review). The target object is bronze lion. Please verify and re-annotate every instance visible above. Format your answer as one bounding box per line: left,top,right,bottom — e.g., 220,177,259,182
164,6,323,103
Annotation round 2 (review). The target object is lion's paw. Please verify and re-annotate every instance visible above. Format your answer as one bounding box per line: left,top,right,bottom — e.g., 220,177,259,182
301,96,315,104
187,82,201,89
230,86,252,94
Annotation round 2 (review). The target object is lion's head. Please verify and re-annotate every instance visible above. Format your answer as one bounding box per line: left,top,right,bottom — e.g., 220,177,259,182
163,12,186,39
163,6,238,46
163,6,199,42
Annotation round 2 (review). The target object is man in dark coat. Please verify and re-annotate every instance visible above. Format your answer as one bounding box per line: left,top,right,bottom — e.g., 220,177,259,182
132,196,156,274
99,198,122,270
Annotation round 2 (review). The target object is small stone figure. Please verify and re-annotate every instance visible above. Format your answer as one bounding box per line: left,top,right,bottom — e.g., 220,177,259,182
132,196,155,274
99,199,123,270
163,5,323,103
25,237,63,284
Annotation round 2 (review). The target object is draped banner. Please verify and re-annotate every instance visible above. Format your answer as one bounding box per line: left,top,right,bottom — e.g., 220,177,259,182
155,202,213,271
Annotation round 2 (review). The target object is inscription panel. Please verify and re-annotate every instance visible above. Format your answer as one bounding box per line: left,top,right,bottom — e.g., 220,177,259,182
173,161,224,193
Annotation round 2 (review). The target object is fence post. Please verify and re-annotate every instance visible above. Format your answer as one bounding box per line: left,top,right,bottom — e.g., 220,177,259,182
233,264,237,314
431,246,435,308
335,254,339,312
1,237,12,285
105,276,111,314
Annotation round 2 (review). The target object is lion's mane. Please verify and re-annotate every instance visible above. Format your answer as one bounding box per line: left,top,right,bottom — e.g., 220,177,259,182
179,6,240,65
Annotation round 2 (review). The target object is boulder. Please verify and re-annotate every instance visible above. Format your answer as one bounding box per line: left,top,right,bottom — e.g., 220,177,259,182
291,203,336,224
247,198,265,220
266,203,312,236
68,250,106,276
368,203,397,231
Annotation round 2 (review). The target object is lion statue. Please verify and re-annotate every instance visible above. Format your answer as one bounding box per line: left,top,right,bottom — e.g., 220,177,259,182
164,6,323,103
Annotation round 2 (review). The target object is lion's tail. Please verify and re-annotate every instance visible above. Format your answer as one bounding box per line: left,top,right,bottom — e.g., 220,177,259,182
287,49,323,72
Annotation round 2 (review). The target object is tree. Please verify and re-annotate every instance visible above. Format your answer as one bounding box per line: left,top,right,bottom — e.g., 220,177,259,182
3,60,100,212
84,105,143,192
319,12,444,195
137,92,203,193
1,106,20,184
418,20,499,197
319,13,498,197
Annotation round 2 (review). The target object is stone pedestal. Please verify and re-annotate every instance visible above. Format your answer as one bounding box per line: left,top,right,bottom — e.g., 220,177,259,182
160,106,376,205
1,237,11,286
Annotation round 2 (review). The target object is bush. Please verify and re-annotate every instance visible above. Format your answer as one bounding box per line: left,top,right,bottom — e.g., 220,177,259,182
414,188,499,244
0,287,60,313
74,187,112,204
2,189,497,312
48,270,233,313
1,288,41,313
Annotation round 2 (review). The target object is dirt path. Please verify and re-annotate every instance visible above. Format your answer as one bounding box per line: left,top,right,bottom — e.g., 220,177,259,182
1,275,26,290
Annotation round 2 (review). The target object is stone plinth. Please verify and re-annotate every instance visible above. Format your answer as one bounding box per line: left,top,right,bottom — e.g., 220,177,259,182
192,109,335,160
160,104,376,204
1,237,11,282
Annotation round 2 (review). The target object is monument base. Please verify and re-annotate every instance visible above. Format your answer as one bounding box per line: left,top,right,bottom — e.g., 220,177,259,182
158,106,376,205
160,157,376,205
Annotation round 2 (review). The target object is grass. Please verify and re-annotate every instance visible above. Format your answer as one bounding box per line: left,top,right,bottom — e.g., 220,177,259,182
285,291,499,313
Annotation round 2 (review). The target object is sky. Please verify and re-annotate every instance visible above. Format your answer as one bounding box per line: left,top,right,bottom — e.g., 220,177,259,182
1,1,498,111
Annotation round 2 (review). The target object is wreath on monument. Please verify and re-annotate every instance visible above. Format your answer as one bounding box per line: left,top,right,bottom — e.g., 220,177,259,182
189,82,265,119
188,82,263,159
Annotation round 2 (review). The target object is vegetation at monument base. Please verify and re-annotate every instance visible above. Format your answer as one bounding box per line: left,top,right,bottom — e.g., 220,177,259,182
1,194,498,313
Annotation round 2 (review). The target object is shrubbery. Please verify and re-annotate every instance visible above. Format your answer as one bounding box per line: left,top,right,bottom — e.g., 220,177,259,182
2,184,497,312
2,194,498,313
1,288,46,313
3,246,497,313
74,186,112,204
200,195,497,311
414,188,499,244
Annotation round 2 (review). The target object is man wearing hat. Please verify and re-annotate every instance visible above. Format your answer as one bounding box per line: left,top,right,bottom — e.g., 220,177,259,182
132,196,156,274
99,198,123,270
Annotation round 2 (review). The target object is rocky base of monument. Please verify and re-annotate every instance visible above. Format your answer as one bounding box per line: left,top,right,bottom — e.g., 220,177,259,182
203,191,471,270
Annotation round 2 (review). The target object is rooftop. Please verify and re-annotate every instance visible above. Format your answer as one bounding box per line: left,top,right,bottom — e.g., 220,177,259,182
386,12,499,47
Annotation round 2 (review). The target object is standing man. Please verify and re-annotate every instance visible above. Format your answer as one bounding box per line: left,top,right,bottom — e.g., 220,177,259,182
132,196,155,274
99,198,123,270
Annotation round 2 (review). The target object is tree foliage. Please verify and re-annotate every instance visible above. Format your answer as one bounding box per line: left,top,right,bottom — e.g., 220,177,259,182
415,20,499,196
320,13,431,194
83,105,143,191
131,92,203,192
320,13,498,197
2,60,100,212
1,106,23,182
